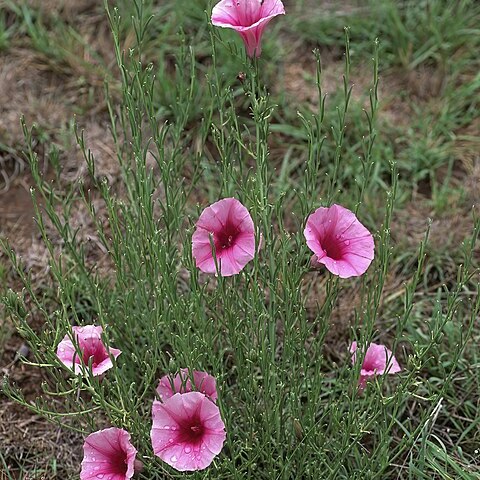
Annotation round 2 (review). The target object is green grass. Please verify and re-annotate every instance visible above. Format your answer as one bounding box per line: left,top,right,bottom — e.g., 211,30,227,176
0,260,10,357
0,0,479,478
292,0,480,69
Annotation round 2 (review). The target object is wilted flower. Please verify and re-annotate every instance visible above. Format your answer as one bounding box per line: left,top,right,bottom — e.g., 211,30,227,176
157,369,218,402
304,204,374,278
192,197,256,276
56,325,121,376
211,0,285,58
350,341,401,389
151,392,226,471
80,427,137,480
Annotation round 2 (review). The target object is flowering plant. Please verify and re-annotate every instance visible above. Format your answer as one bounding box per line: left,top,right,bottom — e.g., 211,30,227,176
1,1,478,478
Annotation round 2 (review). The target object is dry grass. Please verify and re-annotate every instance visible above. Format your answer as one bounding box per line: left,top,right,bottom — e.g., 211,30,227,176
0,403,83,477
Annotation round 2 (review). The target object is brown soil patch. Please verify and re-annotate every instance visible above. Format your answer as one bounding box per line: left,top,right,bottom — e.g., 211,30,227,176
0,51,72,146
0,182,35,239
394,196,478,255
281,53,438,135
0,401,82,477
280,50,374,111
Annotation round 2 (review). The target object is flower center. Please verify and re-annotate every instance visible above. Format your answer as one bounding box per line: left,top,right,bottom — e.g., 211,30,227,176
120,461,128,474
177,417,205,447
86,354,98,368
81,339,109,368
233,0,262,27
216,223,239,250
94,448,128,475
113,451,129,475
322,235,344,260
189,422,204,440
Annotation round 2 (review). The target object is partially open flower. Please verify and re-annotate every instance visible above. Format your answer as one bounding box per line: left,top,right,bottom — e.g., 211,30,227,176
157,369,218,402
80,427,137,480
151,392,226,472
56,325,121,376
304,204,374,278
211,0,285,58
192,197,256,277
350,341,401,389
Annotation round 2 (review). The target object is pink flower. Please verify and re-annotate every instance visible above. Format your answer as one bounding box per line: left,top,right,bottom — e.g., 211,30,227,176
151,392,227,472
56,325,121,376
304,204,375,278
350,341,401,389
157,369,218,402
80,427,137,480
211,0,285,58
192,197,256,277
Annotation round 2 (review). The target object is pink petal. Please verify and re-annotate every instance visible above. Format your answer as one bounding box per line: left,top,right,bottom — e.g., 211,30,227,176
56,325,121,377
304,204,374,278
80,428,137,480
192,371,218,401
350,342,401,388
192,198,256,277
369,344,401,375
349,341,358,355
151,392,226,472
56,336,79,370
218,247,243,276
211,0,285,57
321,257,359,279
156,370,218,402
91,347,122,376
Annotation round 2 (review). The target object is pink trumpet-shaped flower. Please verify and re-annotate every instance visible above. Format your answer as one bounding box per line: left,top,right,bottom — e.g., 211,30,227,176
56,325,121,376
151,392,227,472
350,341,401,389
157,369,218,402
304,204,374,278
80,427,137,480
211,0,285,58
192,197,256,277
